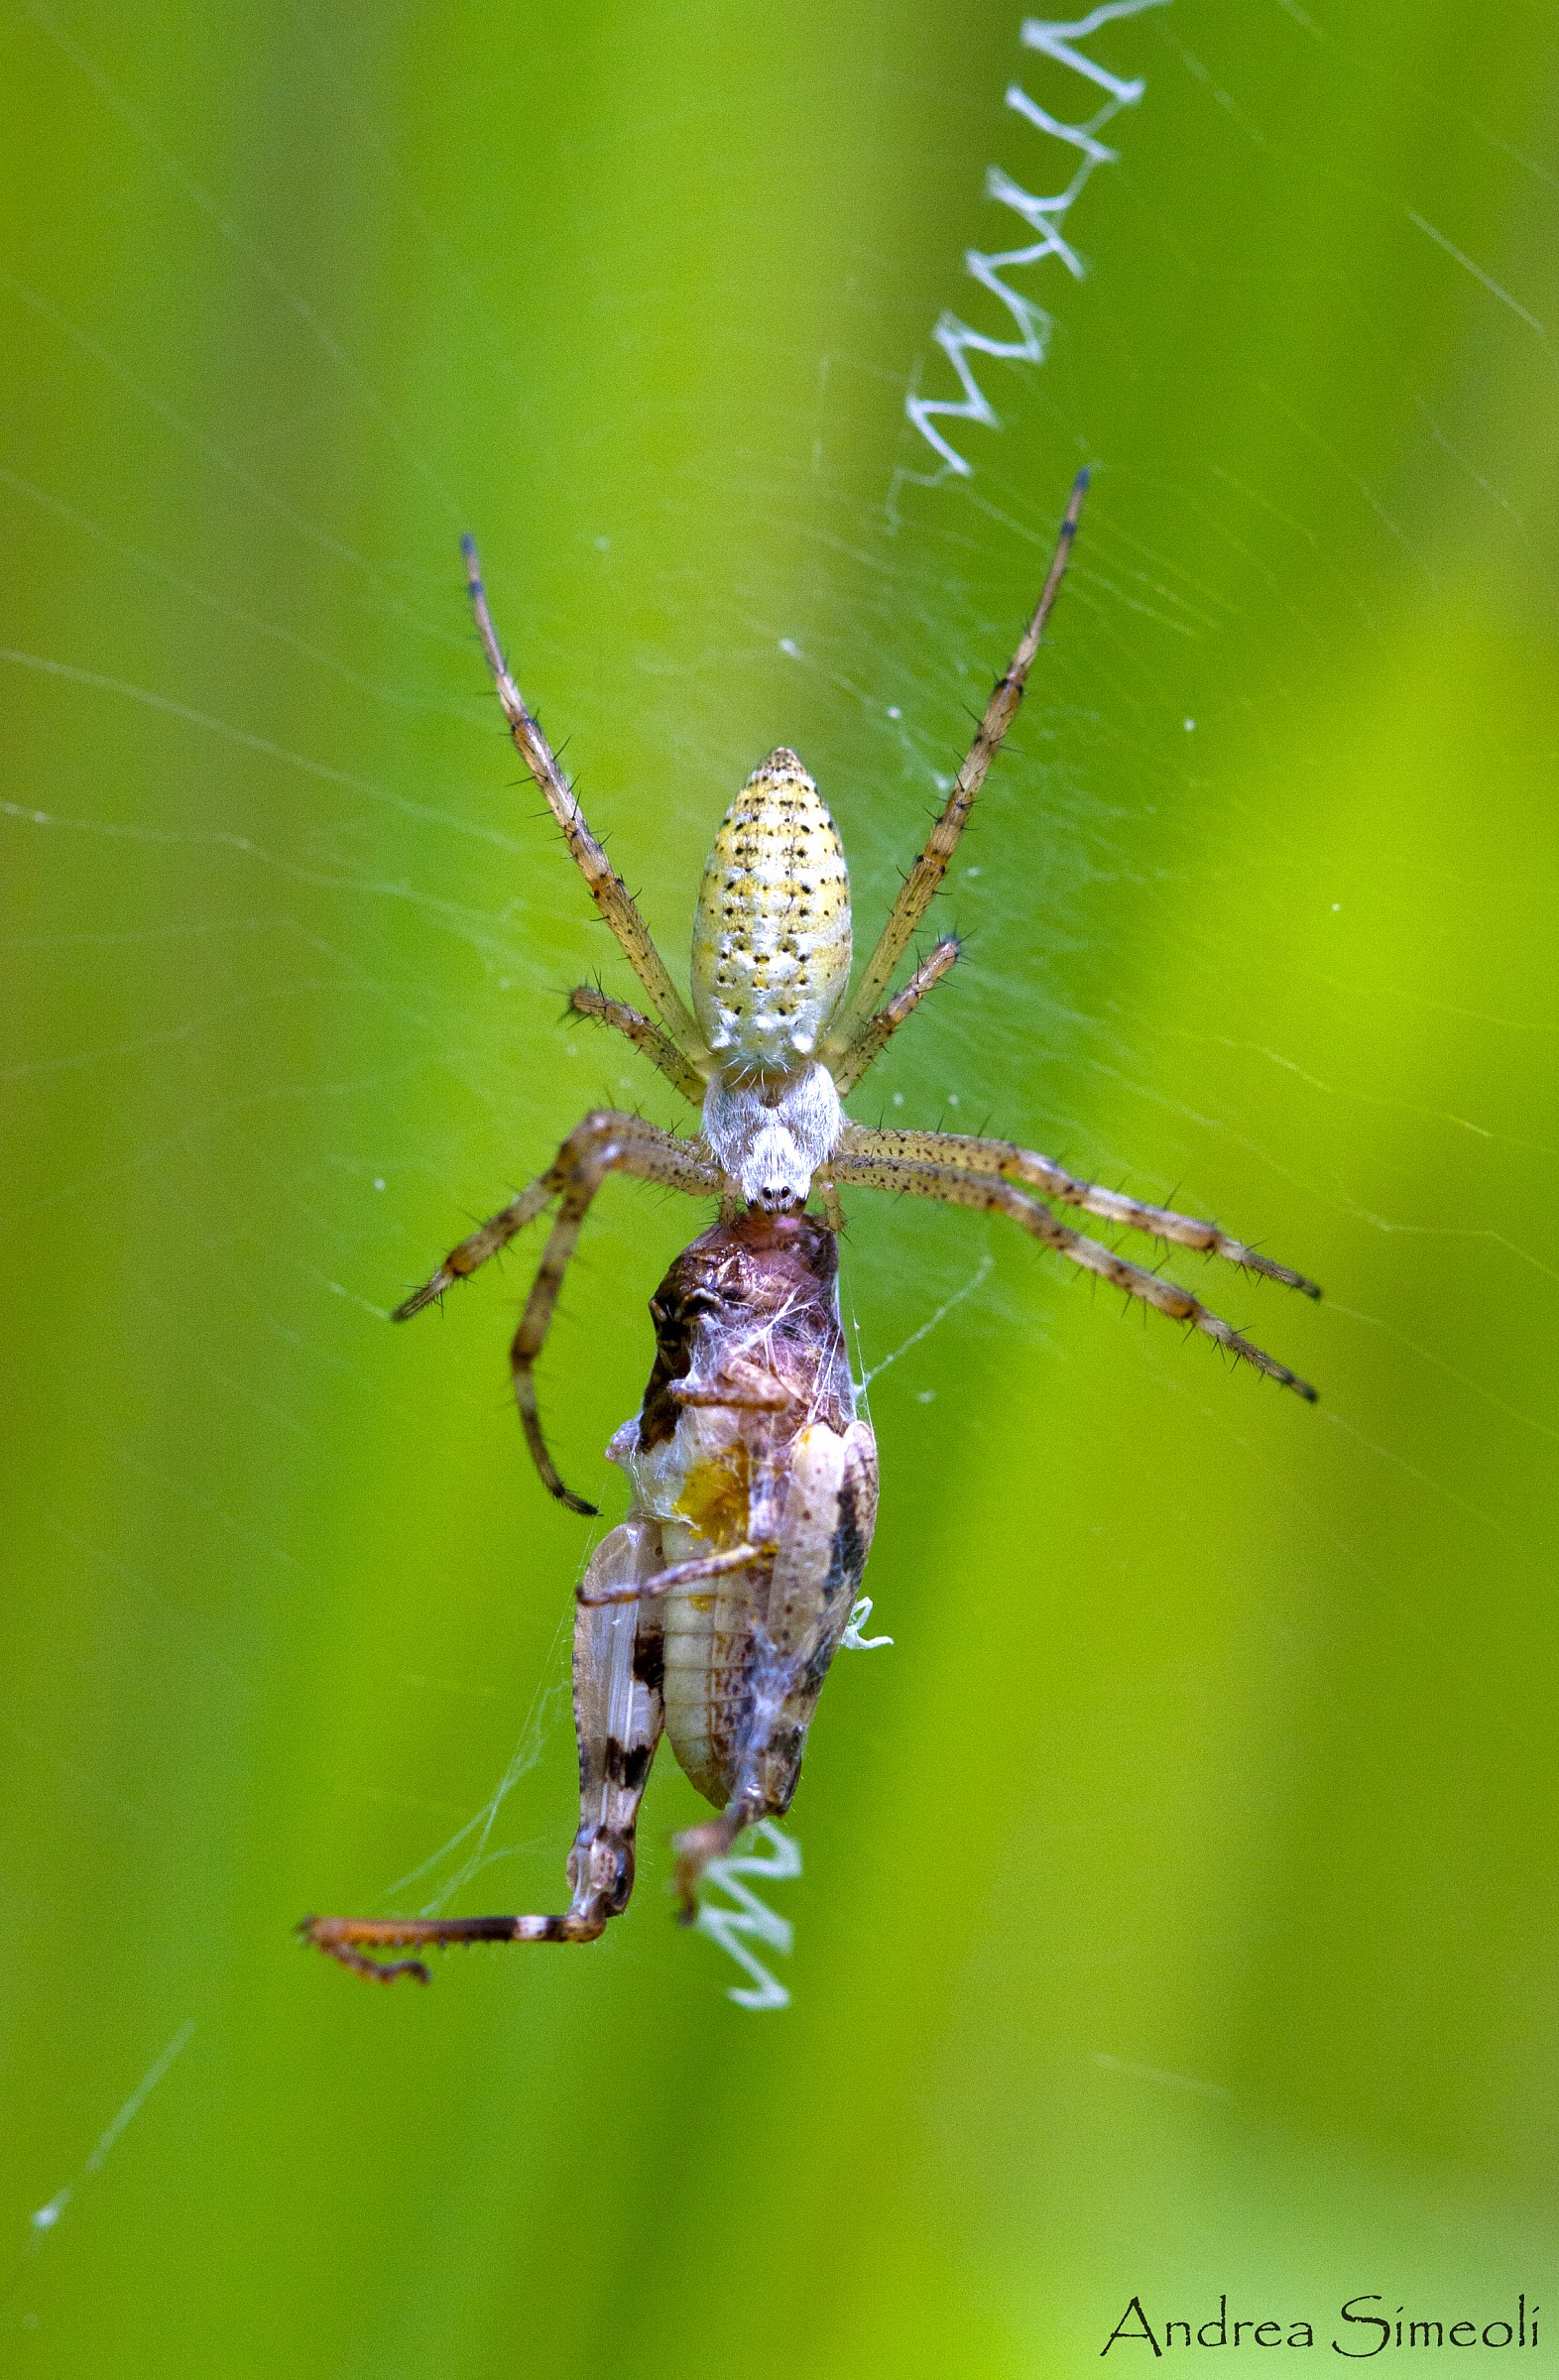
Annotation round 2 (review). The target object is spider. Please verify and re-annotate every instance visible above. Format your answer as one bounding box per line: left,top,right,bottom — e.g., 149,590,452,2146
300,471,1320,1985
398,467,1317,1523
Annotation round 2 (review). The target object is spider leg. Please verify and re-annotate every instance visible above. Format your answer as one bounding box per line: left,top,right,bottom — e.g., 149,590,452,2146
394,1114,721,1502
391,1113,717,1324
392,1176,557,1320
827,937,960,1097
569,984,707,1105
462,536,707,1065
835,1124,1320,1297
509,1113,724,1513
822,1146,1317,1400
302,1520,667,1982
824,470,1086,1057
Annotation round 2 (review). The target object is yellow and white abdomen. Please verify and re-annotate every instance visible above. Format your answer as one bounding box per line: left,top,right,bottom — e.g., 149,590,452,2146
689,748,852,1069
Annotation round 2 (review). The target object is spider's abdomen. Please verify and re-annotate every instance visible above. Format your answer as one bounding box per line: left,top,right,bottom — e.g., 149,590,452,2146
690,749,852,1069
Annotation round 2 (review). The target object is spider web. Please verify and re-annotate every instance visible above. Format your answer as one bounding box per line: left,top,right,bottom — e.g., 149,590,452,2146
3,0,1558,2365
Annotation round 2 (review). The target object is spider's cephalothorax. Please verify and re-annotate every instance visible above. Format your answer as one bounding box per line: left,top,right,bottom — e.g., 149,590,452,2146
301,473,1326,1984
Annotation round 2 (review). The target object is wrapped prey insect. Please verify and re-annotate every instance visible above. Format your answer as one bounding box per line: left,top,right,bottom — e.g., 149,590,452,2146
302,474,1319,1983
302,1209,876,1980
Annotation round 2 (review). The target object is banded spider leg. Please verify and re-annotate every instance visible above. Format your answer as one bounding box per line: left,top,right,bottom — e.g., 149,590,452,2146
395,1113,721,1513
823,1126,1320,1398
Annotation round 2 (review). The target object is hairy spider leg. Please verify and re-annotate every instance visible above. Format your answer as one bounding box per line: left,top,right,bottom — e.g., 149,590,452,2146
818,1183,848,1234
567,984,706,1105
462,536,708,1070
391,1177,556,1320
302,1518,668,1981
824,468,1087,1066
392,1114,722,1504
670,1414,879,1914
392,1112,717,1325
821,1144,1317,1400
506,1115,724,1512
827,937,961,1098
834,1124,1321,1296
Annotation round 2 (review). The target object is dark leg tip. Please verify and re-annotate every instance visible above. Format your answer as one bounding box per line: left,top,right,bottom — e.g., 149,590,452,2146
391,1278,446,1322
297,1916,434,1986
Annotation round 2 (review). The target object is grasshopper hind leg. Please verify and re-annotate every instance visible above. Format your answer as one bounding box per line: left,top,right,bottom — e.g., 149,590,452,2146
301,1520,666,1980
564,1517,667,1927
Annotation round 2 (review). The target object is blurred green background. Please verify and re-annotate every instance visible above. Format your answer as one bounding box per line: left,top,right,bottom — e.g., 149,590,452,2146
4,1,1558,2371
